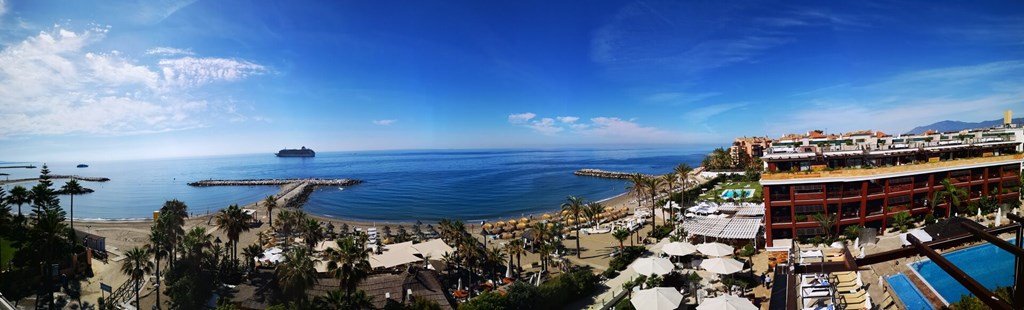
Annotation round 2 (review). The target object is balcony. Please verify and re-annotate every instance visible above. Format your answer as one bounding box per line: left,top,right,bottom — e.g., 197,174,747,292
794,192,825,200
887,184,913,193
771,216,792,223
769,194,791,202
761,154,1024,182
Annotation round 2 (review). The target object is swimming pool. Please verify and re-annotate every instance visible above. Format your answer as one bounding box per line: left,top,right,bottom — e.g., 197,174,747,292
887,274,935,310
720,189,754,199
909,239,1016,304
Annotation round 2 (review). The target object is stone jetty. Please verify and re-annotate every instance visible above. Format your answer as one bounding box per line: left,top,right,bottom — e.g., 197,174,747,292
51,175,110,182
187,178,363,187
573,169,654,179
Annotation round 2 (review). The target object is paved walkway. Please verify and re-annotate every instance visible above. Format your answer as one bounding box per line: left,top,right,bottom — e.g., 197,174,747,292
581,238,671,309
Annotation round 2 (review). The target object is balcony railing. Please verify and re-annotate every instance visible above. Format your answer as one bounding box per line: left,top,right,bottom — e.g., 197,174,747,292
761,154,1024,181
794,192,825,200
887,184,913,193
771,216,792,223
769,194,790,201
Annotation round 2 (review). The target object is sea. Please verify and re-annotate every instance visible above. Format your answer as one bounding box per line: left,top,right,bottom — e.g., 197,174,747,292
0,148,707,222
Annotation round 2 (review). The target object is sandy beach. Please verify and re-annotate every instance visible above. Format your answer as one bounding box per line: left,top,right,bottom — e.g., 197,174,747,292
67,179,651,308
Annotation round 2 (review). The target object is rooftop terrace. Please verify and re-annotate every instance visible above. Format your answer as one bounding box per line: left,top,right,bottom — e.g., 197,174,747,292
761,153,1022,184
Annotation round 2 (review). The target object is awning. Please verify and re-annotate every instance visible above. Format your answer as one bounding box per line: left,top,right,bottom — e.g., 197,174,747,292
410,238,454,260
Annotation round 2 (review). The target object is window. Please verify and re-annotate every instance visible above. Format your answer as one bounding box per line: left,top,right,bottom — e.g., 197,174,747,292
794,185,822,194
887,195,911,205
795,204,824,214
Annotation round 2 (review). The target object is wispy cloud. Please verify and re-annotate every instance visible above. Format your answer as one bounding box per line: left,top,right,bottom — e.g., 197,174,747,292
683,103,748,124
508,112,695,143
779,60,1024,135
0,0,7,17
0,26,266,136
643,92,720,105
507,112,536,124
146,47,194,56
372,119,397,126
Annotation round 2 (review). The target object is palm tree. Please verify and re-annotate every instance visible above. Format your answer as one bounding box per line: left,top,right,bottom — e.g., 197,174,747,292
644,176,665,227
933,178,968,217
302,218,325,249
147,227,168,309
890,211,912,233
0,189,10,268
159,199,188,268
627,173,647,211
60,178,86,231
661,173,677,223
121,246,154,309
276,247,318,301
505,239,526,277
242,243,264,271
561,196,586,258
264,195,277,227
325,236,371,293
811,213,837,241
584,202,604,229
613,228,630,252
488,247,507,281
8,185,29,218
215,204,253,263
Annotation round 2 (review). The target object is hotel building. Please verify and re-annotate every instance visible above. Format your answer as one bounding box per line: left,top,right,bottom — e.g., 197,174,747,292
760,126,1024,246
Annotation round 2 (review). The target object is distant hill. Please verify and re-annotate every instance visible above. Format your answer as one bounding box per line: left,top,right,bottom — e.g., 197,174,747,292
906,118,1024,134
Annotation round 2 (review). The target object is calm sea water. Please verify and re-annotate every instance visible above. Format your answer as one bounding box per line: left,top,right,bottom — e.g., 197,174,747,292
1,148,705,222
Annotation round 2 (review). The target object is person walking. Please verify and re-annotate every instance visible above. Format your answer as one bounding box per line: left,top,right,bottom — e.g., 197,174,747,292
764,273,771,289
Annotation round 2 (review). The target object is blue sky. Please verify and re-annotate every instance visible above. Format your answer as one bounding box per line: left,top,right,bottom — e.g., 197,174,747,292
1,0,1023,161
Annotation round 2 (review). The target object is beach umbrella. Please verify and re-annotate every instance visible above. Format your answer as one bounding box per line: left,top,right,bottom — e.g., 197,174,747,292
516,223,527,230
546,223,555,228
483,223,493,229
542,213,552,219
662,242,697,257
699,257,743,275
520,217,529,223
697,242,734,257
505,263,512,278
696,295,756,310
631,287,683,310
630,257,674,276
508,219,518,225
566,218,576,225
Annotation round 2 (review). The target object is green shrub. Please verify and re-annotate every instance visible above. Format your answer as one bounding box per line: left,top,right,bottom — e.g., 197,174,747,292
648,225,673,239
602,268,619,279
460,268,599,310
608,246,647,271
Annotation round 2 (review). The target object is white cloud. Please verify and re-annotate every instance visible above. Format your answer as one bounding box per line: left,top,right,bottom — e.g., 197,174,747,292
507,112,536,123
579,117,674,142
780,60,1024,135
372,119,397,126
158,57,265,89
526,118,563,135
0,0,7,17
556,116,579,123
146,47,194,56
0,26,265,136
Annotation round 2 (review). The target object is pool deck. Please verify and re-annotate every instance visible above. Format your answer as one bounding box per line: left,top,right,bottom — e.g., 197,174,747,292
902,270,946,308
860,215,1019,309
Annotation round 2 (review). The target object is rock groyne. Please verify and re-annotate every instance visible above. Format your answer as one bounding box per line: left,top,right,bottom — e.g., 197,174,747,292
573,169,654,180
187,178,362,187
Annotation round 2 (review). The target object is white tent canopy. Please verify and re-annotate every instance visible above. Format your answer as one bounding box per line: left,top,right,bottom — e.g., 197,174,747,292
370,250,421,269
411,238,454,259
696,295,757,310
631,287,683,310
681,217,763,240
697,242,734,257
700,257,744,275
899,229,933,246
662,242,697,257
630,257,675,276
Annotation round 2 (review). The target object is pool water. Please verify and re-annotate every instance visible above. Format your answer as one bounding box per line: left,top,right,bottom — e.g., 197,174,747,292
887,274,935,310
720,189,754,199
910,239,1017,304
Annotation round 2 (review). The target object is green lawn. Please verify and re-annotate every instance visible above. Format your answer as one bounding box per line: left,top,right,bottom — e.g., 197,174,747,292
0,237,14,270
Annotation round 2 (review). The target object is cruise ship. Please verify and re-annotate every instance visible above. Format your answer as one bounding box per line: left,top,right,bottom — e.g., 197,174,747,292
275,146,315,157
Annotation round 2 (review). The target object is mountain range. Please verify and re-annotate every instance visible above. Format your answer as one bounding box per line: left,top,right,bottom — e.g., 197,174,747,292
906,118,1023,134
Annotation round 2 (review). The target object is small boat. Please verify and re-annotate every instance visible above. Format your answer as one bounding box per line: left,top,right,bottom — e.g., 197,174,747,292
338,187,345,191
76,164,89,168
